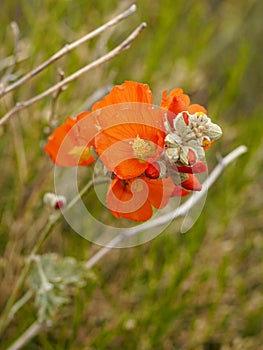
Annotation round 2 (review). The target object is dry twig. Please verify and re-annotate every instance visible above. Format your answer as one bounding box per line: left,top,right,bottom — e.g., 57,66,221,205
6,321,47,350
48,68,66,124
0,22,146,126
0,4,137,98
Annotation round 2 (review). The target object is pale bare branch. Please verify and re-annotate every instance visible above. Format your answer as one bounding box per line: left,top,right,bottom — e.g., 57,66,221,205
6,321,47,350
85,145,248,268
8,291,34,321
48,68,66,124
0,22,147,127
0,4,137,98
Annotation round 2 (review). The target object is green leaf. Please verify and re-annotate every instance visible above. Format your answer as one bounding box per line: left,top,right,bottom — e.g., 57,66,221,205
28,254,94,322
36,285,69,323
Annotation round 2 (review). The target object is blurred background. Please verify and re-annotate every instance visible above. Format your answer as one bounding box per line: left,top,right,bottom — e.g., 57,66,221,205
0,0,263,349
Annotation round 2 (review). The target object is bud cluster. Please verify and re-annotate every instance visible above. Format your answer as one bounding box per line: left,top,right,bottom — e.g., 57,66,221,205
164,111,222,168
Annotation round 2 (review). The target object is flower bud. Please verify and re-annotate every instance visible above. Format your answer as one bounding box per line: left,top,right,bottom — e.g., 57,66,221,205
145,163,160,179
43,192,67,210
206,122,223,140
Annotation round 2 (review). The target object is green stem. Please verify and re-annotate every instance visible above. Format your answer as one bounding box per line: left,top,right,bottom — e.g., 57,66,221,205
0,177,106,335
8,290,34,321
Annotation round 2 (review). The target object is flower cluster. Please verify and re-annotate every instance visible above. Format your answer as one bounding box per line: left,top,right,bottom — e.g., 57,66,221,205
45,81,222,222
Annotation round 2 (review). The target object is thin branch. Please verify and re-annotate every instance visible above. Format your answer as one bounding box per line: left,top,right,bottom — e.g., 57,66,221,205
0,22,147,126
0,22,20,87
0,4,137,98
8,291,34,321
6,321,46,350
48,68,66,124
85,145,248,268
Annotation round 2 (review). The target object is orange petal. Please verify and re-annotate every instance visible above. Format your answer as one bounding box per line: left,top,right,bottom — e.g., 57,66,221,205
92,81,152,111
146,176,175,209
115,159,149,180
161,88,190,113
107,175,174,221
45,117,94,167
161,89,191,126
75,111,98,147
106,178,153,222
94,103,166,135
110,199,153,222
188,104,207,114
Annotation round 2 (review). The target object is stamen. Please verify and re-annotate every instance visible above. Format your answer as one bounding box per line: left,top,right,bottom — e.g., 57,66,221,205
68,146,91,162
132,135,156,161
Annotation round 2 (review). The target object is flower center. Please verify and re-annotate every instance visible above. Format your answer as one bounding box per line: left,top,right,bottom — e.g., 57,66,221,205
68,146,91,163
132,180,144,193
132,135,156,161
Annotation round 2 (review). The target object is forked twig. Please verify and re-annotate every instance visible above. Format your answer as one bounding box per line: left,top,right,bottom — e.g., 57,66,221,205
0,4,137,98
0,22,146,126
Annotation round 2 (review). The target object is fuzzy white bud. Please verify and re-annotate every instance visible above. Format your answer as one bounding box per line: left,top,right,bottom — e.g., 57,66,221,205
43,192,67,210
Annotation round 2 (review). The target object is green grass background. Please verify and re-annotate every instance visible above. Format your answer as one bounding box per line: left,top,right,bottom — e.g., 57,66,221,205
0,0,263,349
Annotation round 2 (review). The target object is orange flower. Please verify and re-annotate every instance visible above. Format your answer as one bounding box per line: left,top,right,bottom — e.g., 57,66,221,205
44,80,222,222
93,82,166,179
161,88,207,125
94,110,166,178
106,176,175,222
45,112,95,167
